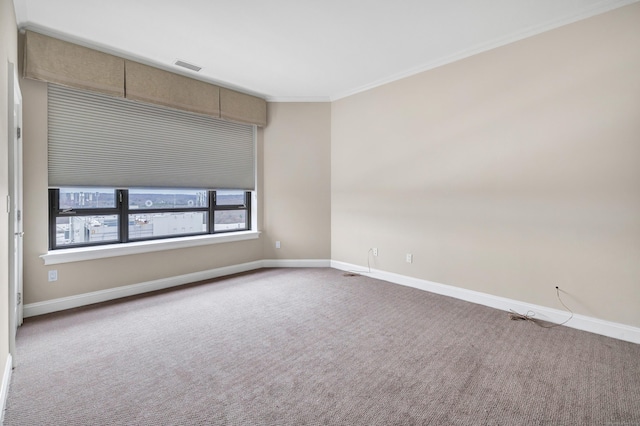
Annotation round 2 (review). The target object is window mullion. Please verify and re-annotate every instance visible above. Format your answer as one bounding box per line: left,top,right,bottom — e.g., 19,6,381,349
245,191,251,230
119,189,129,243
48,189,59,250
208,190,215,234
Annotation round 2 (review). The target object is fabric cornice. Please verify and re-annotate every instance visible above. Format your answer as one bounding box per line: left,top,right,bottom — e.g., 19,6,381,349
220,88,267,127
23,31,268,126
125,60,220,117
23,31,124,97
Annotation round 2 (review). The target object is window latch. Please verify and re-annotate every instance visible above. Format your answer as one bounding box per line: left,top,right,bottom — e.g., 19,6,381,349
61,208,76,215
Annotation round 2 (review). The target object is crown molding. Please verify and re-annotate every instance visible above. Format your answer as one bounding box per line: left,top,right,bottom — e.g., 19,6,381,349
266,96,332,103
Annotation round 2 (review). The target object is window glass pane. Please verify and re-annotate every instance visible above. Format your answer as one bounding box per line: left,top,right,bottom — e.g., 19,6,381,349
216,190,245,206
214,210,247,231
55,215,119,246
129,189,208,210
129,212,207,240
59,188,116,209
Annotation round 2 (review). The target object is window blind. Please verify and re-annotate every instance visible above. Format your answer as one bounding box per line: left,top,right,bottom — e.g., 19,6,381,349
48,84,255,190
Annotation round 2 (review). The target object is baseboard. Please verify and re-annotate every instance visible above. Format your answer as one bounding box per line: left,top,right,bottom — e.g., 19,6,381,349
331,260,640,345
24,260,265,318
23,259,331,318
1,354,12,424
262,259,331,268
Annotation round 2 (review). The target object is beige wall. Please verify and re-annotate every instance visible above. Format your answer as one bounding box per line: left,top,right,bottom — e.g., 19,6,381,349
262,102,331,259
1,0,18,378
331,4,640,327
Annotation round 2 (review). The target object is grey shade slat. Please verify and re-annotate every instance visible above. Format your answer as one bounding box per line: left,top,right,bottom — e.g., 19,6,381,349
48,84,255,189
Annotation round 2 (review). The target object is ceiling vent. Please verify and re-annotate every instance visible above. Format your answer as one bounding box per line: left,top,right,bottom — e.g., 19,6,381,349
174,60,202,72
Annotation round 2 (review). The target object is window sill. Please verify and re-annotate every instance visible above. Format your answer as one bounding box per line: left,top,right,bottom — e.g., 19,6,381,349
40,231,261,265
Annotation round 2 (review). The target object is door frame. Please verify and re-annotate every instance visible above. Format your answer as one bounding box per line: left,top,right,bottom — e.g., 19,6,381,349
8,61,24,366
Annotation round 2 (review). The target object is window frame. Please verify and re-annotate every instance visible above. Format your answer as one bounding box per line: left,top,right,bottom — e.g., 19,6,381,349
212,190,251,234
49,188,251,250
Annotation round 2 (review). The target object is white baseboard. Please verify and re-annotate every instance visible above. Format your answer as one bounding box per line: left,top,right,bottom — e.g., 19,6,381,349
263,259,331,268
24,259,331,318
1,354,12,424
331,260,640,345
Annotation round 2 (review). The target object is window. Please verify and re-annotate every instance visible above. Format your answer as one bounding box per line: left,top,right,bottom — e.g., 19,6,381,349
46,85,257,254
49,188,251,250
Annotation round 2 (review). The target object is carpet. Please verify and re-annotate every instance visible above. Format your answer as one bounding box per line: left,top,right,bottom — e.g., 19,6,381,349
4,268,640,425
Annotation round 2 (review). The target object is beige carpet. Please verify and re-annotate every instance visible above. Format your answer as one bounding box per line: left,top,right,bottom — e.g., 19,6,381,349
4,268,640,425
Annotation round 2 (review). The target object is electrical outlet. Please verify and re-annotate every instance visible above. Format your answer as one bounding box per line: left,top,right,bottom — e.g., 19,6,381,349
372,248,378,256
406,253,413,263
275,241,281,249
48,270,58,282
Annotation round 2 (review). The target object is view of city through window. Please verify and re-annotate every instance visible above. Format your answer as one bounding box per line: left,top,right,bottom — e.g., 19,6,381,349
55,188,248,247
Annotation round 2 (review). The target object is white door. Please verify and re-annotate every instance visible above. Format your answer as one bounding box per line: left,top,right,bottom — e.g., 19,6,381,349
8,62,24,366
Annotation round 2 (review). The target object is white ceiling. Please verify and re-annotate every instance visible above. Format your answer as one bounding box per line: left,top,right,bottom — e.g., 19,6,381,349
11,0,639,101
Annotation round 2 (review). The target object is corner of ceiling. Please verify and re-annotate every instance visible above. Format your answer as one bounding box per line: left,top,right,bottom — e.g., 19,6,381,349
12,0,29,27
